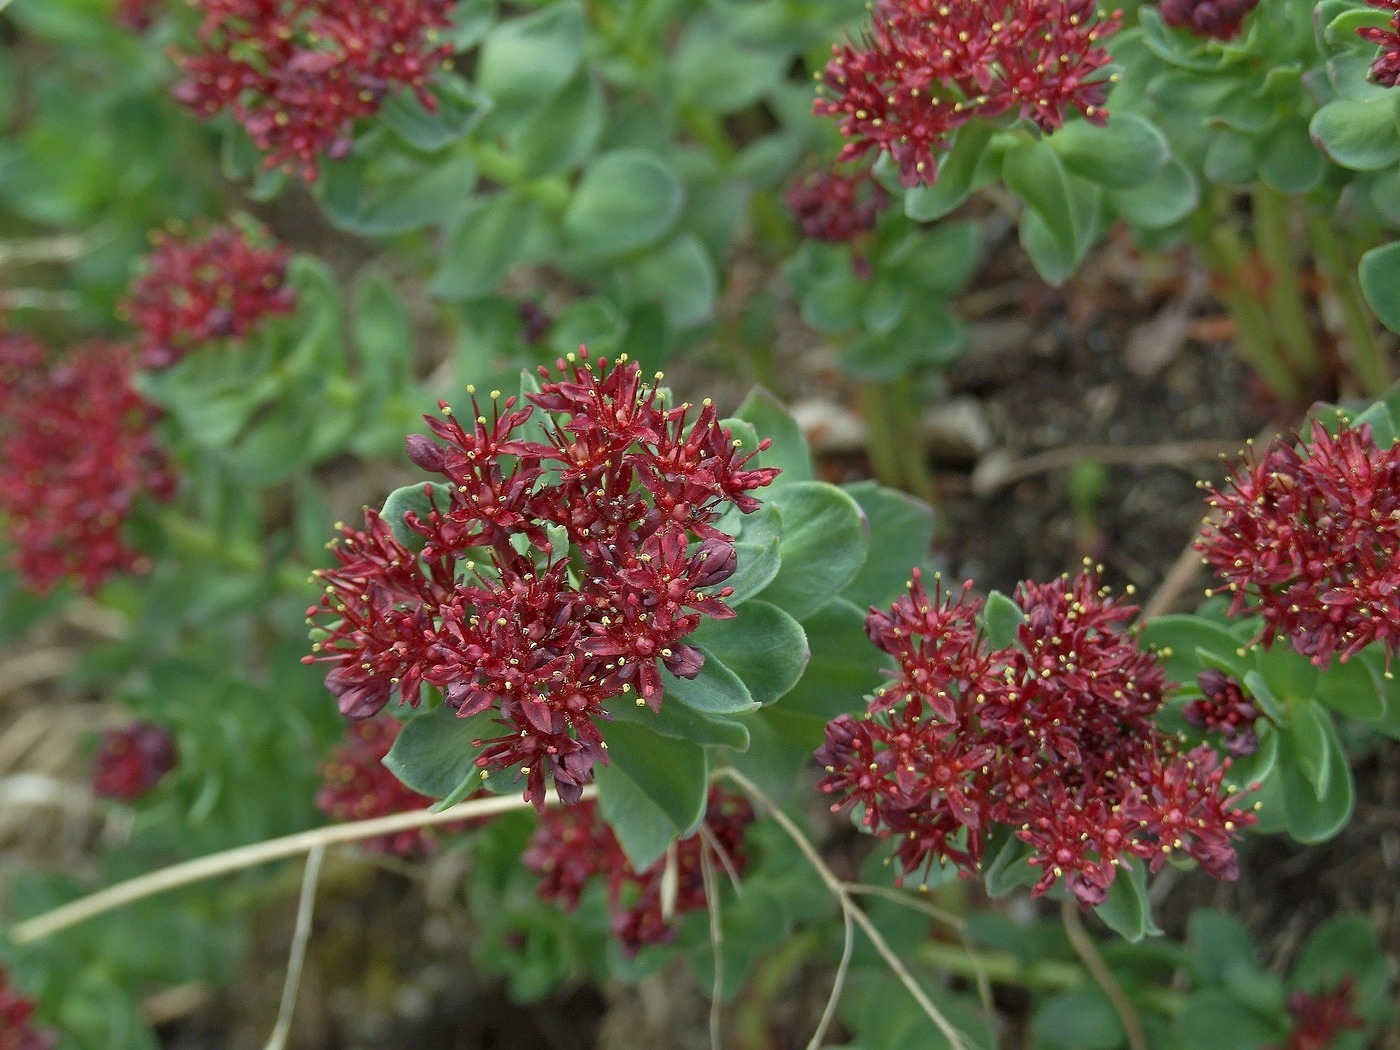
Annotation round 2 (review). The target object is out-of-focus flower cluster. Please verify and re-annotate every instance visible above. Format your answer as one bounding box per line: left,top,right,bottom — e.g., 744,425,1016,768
815,0,1121,186
816,568,1255,907
91,722,179,801
1273,977,1366,1050
1157,0,1259,40
1184,670,1263,756
122,224,296,370
1198,421,1400,669
1360,0,1400,87
0,966,55,1050
172,0,457,181
0,338,176,594
316,714,477,855
304,351,778,807
523,789,754,955
115,0,162,31
786,168,888,246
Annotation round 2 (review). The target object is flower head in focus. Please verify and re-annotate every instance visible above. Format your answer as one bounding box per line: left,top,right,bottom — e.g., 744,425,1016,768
815,0,1122,186
1158,0,1259,40
0,341,176,594
0,966,55,1050
305,350,779,807
817,566,1255,906
316,715,477,855
523,788,755,955
122,223,296,369
172,0,457,181
91,722,178,801
1198,421,1400,668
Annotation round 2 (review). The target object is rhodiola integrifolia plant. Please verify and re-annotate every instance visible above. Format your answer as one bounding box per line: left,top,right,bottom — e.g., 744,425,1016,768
4,0,1400,1045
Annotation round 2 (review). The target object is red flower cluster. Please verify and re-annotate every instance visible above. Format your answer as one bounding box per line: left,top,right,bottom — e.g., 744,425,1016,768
523,789,755,955
1198,421,1400,668
0,341,176,594
0,966,54,1050
91,722,178,801
816,568,1255,906
1158,0,1258,40
316,715,474,855
786,168,889,245
1184,670,1263,756
172,0,457,181
815,0,1122,186
304,351,779,807
122,224,296,369
1360,1,1400,87
115,0,162,31
1274,977,1366,1050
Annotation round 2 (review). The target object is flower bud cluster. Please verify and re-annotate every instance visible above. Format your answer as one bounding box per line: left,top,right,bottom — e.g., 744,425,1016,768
316,715,475,856
1157,0,1259,40
91,722,179,801
172,0,457,181
816,568,1255,906
304,351,778,807
523,789,755,956
122,224,296,369
786,168,889,245
1183,670,1263,756
1198,421,1400,668
1360,0,1400,87
0,340,176,594
1275,977,1365,1050
0,967,54,1050
815,0,1122,187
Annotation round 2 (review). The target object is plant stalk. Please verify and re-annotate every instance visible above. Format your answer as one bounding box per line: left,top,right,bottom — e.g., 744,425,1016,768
1250,185,1320,383
1305,211,1390,396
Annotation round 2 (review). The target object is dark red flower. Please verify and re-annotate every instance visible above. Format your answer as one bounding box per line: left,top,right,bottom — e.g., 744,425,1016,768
1158,0,1259,40
91,722,178,801
0,341,176,594
815,0,1122,186
305,351,779,807
1275,977,1366,1050
1359,4,1400,87
115,0,163,31
817,567,1255,906
1198,421,1400,668
122,224,296,369
523,788,755,955
1184,669,1263,755
316,714,477,855
172,0,457,181
0,966,55,1050
787,168,888,244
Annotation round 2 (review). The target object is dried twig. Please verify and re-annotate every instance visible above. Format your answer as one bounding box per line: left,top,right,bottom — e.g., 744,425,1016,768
264,845,325,1050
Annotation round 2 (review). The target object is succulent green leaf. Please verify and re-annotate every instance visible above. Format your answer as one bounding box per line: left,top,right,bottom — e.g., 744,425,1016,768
379,482,448,550
1141,614,1250,682
595,721,709,869
903,121,997,221
1031,986,1125,1049
981,590,1025,650
1187,909,1257,985
610,697,751,751
662,649,755,715
839,481,935,610
734,387,813,486
1309,97,1400,171
318,151,479,236
384,704,496,801
1359,241,1400,334
1107,158,1199,230
1285,700,1333,798
430,191,542,300
477,2,585,112
618,233,716,328
507,71,606,176
724,503,783,607
757,482,869,619
1277,712,1354,842
1094,858,1161,942
1312,649,1388,721
564,150,685,258
690,600,809,706
1051,113,1170,189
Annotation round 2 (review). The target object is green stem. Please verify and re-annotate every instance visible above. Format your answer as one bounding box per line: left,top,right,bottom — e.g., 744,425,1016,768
1306,211,1391,397
859,382,910,493
466,143,571,212
889,381,936,505
1250,185,1320,384
1189,206,1301,403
